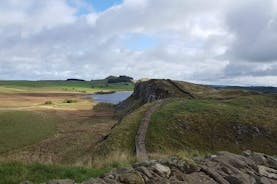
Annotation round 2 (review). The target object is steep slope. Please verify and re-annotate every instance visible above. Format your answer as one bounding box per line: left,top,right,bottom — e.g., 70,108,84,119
116,79,257,115
118,79,214,105
96,79,276,161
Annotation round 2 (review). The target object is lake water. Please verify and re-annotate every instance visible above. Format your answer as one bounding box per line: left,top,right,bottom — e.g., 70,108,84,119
90,91,133,104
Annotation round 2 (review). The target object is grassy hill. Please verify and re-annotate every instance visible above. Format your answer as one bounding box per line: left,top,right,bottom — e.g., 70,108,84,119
146,95,277,155
116,79,257,114
97,79,277,160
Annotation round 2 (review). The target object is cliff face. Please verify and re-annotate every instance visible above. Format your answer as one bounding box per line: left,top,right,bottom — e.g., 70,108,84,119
117,79,204,113
129,79,203,103
117,79,258,114
132,80,174,103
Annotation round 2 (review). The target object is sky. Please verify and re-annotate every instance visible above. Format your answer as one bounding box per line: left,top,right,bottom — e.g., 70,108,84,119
0,0,277,86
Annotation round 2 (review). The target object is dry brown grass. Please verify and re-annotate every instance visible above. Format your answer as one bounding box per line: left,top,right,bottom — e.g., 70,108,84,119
0,93,119,166
0,93,93,110
91,151,135,168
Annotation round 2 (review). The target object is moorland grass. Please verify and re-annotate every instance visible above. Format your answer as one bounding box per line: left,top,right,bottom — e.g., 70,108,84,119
0,111,59,153
146,95,277,155
0,162,110,184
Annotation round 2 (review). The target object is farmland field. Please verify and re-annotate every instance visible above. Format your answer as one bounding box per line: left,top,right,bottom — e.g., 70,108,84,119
0,80,134,93
0,80,134,166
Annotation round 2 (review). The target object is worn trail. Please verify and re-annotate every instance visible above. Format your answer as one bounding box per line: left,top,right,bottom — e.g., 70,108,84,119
135,100,163,161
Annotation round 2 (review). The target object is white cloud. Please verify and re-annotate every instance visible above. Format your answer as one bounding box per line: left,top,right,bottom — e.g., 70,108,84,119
0,0,276,86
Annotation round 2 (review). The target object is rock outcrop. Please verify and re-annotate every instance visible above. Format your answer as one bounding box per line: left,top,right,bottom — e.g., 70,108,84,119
127,79,197,104
116,79,208,114
28,151,277,184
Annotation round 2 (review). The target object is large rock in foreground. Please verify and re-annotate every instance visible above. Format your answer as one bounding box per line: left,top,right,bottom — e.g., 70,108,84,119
88,151,277,184
34,151,277,184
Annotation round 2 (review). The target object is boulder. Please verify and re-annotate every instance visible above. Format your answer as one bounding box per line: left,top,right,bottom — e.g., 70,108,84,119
47,179,75,184
20,181,33,184
152,163,171,178
118,171,145,184
258,165,277,179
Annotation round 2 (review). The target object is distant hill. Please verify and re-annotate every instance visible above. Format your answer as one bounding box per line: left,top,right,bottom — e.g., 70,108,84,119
105,75,133,83
211,85,277,94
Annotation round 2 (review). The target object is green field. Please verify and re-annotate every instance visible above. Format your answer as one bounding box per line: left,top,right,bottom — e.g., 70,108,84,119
0,80,134,93
0,111,59,153
0,162,111,184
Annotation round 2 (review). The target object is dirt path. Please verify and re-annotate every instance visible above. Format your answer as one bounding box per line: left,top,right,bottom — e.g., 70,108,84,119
135,100,164,161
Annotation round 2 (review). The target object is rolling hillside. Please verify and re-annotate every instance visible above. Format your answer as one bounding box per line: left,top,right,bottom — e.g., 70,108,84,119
96,79,277,161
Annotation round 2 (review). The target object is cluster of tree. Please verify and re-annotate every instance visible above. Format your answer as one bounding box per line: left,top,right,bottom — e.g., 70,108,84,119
106,75,133,83
66,78,85,82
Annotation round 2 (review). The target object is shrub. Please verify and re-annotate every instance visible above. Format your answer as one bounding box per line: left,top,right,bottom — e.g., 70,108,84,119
44,101,53,105
63,99,77,103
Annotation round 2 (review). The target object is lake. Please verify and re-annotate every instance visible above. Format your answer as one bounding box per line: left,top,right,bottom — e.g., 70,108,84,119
90,91,133,104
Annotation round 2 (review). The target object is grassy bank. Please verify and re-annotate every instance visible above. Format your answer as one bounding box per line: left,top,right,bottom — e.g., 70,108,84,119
94,102,158,165
0,162,110,184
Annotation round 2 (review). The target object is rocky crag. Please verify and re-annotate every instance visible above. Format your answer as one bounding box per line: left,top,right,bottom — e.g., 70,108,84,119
24,151,277,184
116,79,211,115
116,79,256,115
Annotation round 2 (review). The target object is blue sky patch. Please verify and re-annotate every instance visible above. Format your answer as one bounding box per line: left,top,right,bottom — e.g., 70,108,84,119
68,0,122,15
86,0,123,12
122,34,160,51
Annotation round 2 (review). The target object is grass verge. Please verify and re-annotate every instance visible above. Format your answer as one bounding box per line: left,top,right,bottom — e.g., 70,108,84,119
0,162,110,184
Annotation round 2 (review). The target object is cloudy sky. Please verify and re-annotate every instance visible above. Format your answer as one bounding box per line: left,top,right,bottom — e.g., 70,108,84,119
0,0,277,86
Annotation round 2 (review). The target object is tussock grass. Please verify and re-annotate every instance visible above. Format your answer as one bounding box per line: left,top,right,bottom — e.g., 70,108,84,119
92,151,135,168
0,162,110,184
146,95,277,155
148,149,209,166
0,111,59,153
95,102,156,156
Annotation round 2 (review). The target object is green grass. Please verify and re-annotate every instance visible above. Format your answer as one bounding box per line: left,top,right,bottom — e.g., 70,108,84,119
0,80,134,93
0,111,59,153
0,162,110,184
97,103,153,155
146,95,277,155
